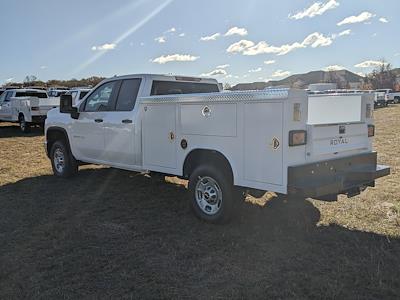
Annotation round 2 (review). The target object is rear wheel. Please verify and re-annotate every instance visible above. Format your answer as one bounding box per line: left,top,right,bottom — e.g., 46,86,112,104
188,165,238,223
50,141,78,178
19,115,31,133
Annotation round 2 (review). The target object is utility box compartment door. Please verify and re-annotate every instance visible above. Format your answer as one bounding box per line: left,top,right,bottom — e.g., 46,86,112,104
244,102,283,185
143,104,177,170
180,103,237,137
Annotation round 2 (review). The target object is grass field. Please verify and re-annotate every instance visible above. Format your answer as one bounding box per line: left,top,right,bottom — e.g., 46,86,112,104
0,106,399,299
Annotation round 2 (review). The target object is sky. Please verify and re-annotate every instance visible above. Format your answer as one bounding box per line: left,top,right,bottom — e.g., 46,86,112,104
0,0,399,85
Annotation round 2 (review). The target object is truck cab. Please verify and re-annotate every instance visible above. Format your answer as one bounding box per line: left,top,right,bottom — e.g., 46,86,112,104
45,74,389,223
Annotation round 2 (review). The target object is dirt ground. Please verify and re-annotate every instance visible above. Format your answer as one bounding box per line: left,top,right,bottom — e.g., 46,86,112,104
0,106,399,299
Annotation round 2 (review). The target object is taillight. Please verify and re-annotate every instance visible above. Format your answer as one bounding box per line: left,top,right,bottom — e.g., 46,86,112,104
368,125,375,137
289,130,307,146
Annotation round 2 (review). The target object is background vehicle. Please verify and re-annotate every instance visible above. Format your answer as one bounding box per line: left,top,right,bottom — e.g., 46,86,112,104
45,74,389,223
374,89,392,107
64,88,91,106
388,90,400,104
0,89,59,132
48,89,69,98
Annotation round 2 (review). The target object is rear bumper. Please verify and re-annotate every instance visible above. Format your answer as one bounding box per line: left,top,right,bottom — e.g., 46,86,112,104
288,152,390,198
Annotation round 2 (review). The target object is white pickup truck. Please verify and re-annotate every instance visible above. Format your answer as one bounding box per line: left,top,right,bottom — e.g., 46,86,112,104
44,74,390,223
0,89,60,132
388,90,400,104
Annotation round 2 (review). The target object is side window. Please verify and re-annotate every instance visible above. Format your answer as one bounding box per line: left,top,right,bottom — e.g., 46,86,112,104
83,81,117,112
4,91,13,102
115,79,142,111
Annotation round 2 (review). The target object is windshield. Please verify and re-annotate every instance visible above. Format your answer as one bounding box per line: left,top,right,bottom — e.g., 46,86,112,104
151,81,219,96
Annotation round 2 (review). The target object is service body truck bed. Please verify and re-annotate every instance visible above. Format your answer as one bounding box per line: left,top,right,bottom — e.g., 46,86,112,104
45,74,390,223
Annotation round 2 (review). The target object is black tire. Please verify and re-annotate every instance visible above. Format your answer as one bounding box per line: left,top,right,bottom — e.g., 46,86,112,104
188,164,239,224
50,141,78,178
19,115,31,133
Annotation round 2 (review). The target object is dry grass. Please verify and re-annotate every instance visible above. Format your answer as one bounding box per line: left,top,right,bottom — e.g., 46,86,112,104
0,106,399,299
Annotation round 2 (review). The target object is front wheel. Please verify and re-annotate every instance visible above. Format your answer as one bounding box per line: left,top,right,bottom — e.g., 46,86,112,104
188,165,237,223
50,141,78,178
19,115,31,133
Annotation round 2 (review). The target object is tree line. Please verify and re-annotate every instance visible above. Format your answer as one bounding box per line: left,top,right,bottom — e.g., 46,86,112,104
3,76,105,89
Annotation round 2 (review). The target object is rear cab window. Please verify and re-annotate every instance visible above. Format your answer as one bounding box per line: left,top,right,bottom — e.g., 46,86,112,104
150,80,219,96
15,92,48,98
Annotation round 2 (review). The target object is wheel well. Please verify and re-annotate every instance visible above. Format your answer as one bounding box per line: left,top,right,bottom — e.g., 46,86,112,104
46,128,70,157
183,149,234,181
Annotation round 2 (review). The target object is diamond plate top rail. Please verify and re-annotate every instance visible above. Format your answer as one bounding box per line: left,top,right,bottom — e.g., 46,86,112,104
140,88,291,104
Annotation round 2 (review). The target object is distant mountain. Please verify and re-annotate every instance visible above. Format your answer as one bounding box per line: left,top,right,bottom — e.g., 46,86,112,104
231,70,365,91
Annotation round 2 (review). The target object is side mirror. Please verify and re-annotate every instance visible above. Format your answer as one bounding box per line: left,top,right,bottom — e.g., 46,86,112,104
60,94,79,119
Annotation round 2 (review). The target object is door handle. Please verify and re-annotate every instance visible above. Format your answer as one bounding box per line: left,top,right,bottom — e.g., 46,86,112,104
122,119,133,124
94,119,103,123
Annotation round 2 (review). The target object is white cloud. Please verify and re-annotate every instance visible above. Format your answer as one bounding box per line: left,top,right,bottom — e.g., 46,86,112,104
216,64,230,69
356,72,366,77
337,12,375,26
140,42,145,46
272,70,291,78
354,60,387,68
289,0,339,20
323,65,345,71
152,54,199,64
395,53,400,57
226,40,255,53
166,27,176,33
224,27,248,37
5,77,14,82
264,60,276,65
338,29,351,36
227,32,333,56
200,33,221,41
179,33,185,37
248,67,262,73
379,17,389,23
201,69,228,77
40,66,48,69
155,36,166,43
91,43,116,51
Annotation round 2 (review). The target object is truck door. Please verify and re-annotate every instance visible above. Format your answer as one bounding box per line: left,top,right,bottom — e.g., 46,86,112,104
0,91,13,121
71,81,118,162
102,78,142,166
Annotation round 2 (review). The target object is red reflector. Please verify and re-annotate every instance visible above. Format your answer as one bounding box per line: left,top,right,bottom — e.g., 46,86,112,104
368,125,375,137
289,130,307,146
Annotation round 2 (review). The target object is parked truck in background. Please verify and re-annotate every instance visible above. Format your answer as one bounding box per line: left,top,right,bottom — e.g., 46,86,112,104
0,89,59,132
388,90,400,104
44,74,390,223
64,88,91,106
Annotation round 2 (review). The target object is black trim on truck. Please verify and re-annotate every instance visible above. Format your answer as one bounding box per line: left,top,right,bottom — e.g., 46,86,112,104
31,116,46,124
288,152,390,199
